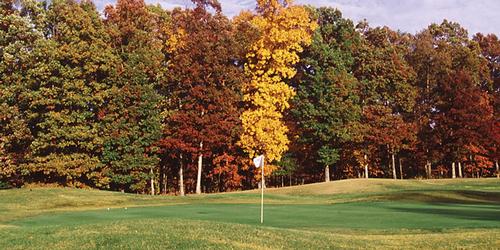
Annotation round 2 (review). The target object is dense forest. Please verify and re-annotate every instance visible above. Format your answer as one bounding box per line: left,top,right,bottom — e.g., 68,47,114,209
1,0,498,194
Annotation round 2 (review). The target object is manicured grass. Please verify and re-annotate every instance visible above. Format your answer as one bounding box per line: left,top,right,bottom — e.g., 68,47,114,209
0,179,499,249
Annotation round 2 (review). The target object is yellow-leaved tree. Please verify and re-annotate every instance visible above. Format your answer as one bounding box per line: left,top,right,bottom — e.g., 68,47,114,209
238,0,317,172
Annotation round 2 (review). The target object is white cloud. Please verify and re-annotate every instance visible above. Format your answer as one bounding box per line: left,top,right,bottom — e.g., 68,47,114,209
298,0,500,35
93,0,500,35
95,0,193,11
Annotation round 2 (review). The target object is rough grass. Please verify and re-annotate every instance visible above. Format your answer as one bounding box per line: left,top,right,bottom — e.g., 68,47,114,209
2,220,499,250
0,178,499,249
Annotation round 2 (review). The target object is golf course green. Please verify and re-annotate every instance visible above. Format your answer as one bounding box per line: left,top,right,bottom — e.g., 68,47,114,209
1,179,499,249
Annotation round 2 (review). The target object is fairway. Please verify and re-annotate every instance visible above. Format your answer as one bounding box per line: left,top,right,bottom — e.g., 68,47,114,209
3,1,499,249
1,179,499,249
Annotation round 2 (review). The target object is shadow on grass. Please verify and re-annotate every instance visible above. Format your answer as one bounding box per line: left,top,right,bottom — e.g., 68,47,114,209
379,190,500,204
387,202,500,222
456,190,500,203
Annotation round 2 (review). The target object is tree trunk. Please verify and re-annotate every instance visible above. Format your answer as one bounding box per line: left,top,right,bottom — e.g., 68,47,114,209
179,153,185,196
150,168,155,195
324,165,330,182
392,153,396,179
159,167,164,194
196,109,205,194
281,176,284,187
289,175,292,186
496,161,499,179
425,148,431,179
458,162,462,178
364,154,369,179
399,158,403,180
163,172,167,194
196,141,203,195
424,163,428,178
452,162,456,179
426,161,432,179
262,173,266,189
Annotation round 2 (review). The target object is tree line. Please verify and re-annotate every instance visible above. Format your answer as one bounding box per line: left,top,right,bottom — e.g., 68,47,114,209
1,0,498,194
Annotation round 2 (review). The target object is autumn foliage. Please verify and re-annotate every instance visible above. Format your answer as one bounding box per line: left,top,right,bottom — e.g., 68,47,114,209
0,0,498,193
239,0,317,173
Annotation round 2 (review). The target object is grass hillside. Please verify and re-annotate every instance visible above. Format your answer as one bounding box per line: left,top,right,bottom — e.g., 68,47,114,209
1,179,499,249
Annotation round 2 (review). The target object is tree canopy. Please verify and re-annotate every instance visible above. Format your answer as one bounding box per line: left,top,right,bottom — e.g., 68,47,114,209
1,1,498,192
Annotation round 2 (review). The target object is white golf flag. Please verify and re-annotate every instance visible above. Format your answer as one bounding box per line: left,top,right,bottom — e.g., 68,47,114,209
254,154,265,223
253,155,264,168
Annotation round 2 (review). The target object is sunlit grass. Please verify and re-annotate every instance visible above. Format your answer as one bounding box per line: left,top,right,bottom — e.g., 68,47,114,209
0,178,499,249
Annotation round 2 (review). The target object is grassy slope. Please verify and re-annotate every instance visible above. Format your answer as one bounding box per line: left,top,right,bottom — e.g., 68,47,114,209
0,178,499,249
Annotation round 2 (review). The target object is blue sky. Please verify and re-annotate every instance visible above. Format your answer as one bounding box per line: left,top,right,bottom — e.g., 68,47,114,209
95,0,500,35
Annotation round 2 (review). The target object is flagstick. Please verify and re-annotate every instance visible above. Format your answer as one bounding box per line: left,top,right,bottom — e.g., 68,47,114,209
261,158,264,224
